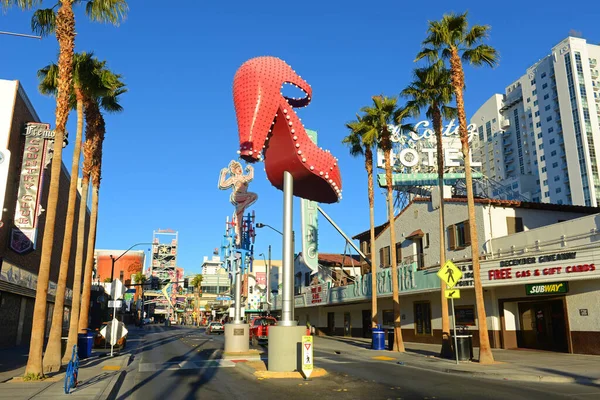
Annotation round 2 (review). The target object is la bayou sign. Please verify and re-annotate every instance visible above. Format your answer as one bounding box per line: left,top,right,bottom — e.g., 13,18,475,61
376,120,481,170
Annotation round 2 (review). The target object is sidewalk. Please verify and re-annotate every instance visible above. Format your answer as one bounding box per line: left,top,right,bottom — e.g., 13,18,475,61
0,324,151,399
314,335,600,385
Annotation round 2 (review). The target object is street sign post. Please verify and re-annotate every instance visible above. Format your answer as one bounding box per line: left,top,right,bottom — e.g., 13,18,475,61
108,279,125,356
301,335,313,379
437,261,463,365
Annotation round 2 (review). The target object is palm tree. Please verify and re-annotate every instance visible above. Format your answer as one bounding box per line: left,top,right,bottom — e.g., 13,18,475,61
191,274,204,290
3,0,128,378
79,69,126,334
190,274,203,324
37,52,103,372
416,11,498,364
361,96,409,352
402,61,456,358
342,115,379,330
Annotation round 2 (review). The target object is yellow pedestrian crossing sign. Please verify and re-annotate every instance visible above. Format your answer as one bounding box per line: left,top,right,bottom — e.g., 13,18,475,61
445,288,461,299
437,260,462,289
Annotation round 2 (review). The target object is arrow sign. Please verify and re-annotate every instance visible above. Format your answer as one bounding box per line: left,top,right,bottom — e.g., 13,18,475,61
445,289,461,299
301,335,313,379
437,260,462,289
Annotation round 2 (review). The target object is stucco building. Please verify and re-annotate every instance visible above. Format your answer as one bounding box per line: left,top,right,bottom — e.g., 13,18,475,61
0,80,91,348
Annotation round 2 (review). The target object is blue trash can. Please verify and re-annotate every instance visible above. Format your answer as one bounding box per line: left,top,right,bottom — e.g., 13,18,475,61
77,332,94,359
372,327,385,350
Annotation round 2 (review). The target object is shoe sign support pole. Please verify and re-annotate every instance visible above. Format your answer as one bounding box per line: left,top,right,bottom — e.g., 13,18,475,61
280,171,296,326
234,257,242,324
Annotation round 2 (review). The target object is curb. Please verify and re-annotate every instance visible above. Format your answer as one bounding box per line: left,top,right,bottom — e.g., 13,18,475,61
319,346,600,385
389,358,600,384
235,361,327,380
95,330,146,400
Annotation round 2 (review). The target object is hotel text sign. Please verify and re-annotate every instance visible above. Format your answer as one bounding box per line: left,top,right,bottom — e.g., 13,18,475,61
10,123,54,254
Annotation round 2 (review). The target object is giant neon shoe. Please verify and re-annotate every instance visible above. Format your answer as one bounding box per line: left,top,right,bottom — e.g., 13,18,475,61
233,56,342,203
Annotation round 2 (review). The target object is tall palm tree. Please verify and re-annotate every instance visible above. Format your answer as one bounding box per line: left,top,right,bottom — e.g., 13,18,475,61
342,115,379,330
77,68,125,338
416,11,498,364
402,61,456,357
37,52,103,372
4,0,128,377
190,274,203,324
361,96,409,352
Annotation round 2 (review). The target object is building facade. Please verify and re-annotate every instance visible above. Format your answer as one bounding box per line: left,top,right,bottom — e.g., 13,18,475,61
0,80,91,348
472,36,600,206
272,197,600,354
94,249,145,285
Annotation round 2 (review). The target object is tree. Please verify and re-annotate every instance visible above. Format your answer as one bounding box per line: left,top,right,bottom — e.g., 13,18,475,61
3,0,127,377
191,274,203,291
342,115,379,330
361,96,410,352
401,61,456,357
78,67,126,336
416,11,499,364
37,52,103,372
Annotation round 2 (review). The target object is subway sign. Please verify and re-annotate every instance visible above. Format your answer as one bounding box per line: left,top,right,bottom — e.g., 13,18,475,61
525,281,569,296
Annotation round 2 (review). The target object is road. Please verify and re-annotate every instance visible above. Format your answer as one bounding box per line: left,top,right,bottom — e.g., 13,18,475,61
115,325,600,400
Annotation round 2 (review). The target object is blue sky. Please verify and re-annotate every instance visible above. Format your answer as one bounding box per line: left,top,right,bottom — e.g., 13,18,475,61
1,1,599,275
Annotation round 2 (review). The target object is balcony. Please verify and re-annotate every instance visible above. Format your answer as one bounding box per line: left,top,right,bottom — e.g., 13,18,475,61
505,157,515,164
501,119,511,129
503,138,512,147
592,70,599,79
591,58,598,67
506,164,515,173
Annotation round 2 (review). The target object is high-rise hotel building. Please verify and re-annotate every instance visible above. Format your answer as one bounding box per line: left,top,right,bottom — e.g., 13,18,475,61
471,36,600,206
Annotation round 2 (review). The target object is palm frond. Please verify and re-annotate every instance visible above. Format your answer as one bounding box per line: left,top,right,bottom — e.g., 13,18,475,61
31,7,56,37
2,0,42,11
464,24,490,47
462,44,499,67
85,0,128,25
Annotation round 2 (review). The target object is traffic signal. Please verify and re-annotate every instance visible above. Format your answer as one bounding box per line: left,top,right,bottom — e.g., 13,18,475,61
151,277,159,290
184,278,189,289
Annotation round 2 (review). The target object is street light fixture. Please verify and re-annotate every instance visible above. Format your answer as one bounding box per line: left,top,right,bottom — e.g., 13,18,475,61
110,242,153,282
256,222,294,244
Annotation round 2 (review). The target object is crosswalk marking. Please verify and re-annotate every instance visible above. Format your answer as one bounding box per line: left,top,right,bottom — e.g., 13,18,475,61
316,357,354,364
138,359,236,372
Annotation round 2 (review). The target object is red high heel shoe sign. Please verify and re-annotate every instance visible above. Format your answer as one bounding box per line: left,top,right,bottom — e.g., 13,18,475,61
233,57,342,203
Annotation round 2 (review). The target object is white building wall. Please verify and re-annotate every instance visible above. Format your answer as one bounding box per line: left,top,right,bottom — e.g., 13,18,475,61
470,37,600,206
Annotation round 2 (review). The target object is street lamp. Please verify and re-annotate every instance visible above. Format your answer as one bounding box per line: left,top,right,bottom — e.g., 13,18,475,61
256,222,294,243
110,242,153,282
0,30,42,39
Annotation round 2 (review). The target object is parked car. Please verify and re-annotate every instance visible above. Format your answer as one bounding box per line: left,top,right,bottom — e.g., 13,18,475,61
94,322,127,349
249,317,277,346
206,321,224,335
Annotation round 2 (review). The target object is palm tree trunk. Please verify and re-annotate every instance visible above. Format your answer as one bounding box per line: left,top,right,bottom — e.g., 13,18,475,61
25,0,75,378
42,87,84,373
432,105,452,358
450,48,494,364
79,181,99,331
78,100,101,333
62,174,90,362
383,142,404,352
365,148,378,328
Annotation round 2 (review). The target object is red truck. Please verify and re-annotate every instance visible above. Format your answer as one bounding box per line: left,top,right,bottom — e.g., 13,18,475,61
249,316,277,346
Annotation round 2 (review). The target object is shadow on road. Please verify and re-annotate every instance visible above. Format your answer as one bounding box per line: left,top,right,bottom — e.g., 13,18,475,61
116,329,220,400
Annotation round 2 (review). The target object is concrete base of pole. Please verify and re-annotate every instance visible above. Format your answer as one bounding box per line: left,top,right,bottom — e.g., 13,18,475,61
224,323,249,353
267,326,306,372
